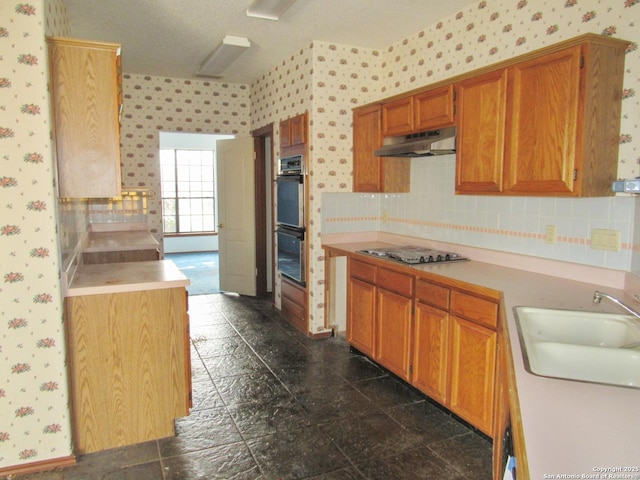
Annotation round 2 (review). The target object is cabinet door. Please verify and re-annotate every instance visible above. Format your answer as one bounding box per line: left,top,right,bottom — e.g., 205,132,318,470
289,113,306,146
353,104,383,192
448,316,497,436
347,277,377,356
376,288,413,381
455,69,508,194
382,97,413,136
414,84,455,131
503,46,582,195
183,292,192,409
412,301,449,404
492,324,512,480
279,118,291,149
65,288,189,454
48,38,122,198
281,276,308,334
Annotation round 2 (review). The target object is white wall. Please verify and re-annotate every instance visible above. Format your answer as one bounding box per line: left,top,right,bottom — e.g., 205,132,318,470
163,235,218,253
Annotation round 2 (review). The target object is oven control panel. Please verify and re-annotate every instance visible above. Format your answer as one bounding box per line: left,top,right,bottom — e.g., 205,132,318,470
278,155,304,175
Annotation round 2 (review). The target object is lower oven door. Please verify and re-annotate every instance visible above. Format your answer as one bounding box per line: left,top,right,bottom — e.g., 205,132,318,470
276,227,305,285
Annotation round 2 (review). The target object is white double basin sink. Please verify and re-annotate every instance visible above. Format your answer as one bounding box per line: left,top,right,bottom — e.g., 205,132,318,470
514,307,640,389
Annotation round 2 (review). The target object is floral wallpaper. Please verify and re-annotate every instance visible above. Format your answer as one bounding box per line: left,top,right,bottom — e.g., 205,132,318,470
0,0,73,472
119,74,250,244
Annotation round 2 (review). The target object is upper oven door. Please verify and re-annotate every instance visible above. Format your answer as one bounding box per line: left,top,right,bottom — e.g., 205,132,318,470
275,175,304,229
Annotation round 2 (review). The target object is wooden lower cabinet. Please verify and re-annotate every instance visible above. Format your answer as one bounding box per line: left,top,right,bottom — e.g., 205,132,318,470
492,317,512,480
347,276,376,356
413,301,449,404
348,259,414,376
413,286,498,437
281,276,308,334
449,316,497,435
376,288,412,381
347,257,499,438
64,287,191,454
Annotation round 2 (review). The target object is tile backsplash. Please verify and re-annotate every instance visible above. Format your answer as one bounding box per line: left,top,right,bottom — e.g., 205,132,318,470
88,188,150,224
322,155,638,272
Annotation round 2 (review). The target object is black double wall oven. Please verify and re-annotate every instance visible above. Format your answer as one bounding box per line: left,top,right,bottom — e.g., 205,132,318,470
275,155,305,285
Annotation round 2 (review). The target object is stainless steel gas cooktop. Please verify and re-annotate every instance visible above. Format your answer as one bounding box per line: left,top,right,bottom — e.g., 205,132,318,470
357,246,468,265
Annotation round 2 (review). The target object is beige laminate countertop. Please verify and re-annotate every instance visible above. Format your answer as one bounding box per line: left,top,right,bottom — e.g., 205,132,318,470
324,240,640,479
83,230,159,253
66,260,189,297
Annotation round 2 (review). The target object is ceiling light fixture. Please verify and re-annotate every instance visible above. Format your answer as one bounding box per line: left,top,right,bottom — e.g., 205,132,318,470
246,0,298,20
196,35,251,78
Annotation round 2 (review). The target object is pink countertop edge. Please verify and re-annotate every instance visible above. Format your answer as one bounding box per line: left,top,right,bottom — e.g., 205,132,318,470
64,260,189,297
321,232,640,479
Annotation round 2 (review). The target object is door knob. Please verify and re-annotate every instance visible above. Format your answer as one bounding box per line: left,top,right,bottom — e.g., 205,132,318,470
217,223,223,229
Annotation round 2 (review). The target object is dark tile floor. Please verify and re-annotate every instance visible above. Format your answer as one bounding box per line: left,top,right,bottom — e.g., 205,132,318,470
8,293,493,480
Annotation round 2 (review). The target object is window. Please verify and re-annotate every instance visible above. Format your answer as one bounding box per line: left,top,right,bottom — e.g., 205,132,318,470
160,149,216,234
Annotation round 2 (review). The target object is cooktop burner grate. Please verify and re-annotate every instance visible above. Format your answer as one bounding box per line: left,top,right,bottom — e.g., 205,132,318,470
358,246,468,265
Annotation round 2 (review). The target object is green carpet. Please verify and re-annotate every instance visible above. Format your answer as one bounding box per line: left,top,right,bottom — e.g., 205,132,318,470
165,251,220,295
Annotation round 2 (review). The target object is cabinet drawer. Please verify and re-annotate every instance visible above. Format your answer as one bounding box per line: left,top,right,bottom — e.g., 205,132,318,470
450,290,498,329
281,277,306,307
378,268,413,297
350,259,377,283
416,279,450,310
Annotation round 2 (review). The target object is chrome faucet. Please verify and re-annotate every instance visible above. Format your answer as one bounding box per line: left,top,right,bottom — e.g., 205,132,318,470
593,291,640,320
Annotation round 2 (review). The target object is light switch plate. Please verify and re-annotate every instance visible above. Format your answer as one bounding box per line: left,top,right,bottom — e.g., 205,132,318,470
590,229,621,251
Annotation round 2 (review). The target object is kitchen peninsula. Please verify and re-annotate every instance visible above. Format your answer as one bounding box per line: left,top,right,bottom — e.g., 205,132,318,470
81,226,160,264
323,234,639,480
64,259,191,454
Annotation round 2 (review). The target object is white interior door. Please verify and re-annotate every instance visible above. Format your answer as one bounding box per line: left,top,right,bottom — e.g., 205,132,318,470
216,137,256,296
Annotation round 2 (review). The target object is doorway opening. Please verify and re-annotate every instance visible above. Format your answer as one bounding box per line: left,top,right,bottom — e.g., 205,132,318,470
159,131,232,295
158,129,274,298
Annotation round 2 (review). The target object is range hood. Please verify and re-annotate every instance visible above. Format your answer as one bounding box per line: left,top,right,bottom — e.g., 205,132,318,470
374,126,456,157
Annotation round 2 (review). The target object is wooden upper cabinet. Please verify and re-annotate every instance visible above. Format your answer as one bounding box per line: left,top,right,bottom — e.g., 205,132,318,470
289,114,306,146
413,84,455,131
504,46,582,195
456,35,628,197
353,104,409,193
47,37,122,199
280,119,292,149
382,97,414,136
455,69,508,194
280,112,307,152
353,104,383,192
382,85,455,137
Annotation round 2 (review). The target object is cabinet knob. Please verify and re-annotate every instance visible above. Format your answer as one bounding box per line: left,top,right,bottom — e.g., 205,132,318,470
217,223,224,229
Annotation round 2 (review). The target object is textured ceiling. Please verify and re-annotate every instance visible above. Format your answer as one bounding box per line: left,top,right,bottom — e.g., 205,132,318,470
63,0,478,84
